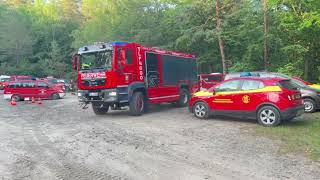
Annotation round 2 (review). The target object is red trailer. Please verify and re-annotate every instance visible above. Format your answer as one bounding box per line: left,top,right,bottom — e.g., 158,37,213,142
73,42,198,115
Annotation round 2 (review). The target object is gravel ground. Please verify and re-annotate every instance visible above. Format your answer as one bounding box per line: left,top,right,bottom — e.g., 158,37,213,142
0,94,319,180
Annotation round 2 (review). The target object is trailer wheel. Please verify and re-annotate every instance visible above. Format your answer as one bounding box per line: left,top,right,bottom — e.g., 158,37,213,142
178,89,190,107
92,103,109,115
129,92,145,116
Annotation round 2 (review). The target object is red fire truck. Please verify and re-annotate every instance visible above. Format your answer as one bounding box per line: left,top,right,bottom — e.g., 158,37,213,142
73,42,198,115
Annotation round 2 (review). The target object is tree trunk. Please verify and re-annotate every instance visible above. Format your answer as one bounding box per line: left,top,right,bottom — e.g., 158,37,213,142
304,58,309,80
263,0,268,70
216,0,227,74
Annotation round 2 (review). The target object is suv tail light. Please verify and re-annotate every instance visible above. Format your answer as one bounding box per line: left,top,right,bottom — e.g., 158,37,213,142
288,93,301,100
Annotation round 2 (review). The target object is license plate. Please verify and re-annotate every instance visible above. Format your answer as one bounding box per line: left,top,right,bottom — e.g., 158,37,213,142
89,92,99,96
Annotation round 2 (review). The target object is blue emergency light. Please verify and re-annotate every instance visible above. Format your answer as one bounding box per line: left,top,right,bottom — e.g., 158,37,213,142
240,72,251,77
112,42,129,46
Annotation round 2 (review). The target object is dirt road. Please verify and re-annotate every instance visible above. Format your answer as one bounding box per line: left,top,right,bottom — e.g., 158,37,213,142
0,94,319,180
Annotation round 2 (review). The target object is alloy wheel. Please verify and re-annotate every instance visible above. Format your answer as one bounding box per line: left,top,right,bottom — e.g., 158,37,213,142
260,109,276,125
194,104,206,118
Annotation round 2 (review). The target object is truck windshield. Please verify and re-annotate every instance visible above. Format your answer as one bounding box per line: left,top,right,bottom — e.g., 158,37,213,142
80,50,113,71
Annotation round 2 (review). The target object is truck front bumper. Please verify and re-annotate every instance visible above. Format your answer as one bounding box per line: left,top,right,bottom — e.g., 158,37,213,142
78,89,127,104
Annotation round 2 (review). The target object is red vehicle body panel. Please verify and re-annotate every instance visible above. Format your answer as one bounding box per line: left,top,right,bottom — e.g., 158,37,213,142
76,42,198,105
0,81,9,89
199,73,224,90
189,77,304,120
10,76,33,81
44,78,65,91
3,80,64,100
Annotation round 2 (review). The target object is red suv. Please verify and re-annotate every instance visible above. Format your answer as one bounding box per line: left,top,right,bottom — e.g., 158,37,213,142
3,80,65,101
189,77,304,126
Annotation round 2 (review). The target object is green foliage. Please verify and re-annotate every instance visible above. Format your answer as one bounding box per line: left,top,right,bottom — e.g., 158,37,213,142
0,0,319,81
277,62,303,78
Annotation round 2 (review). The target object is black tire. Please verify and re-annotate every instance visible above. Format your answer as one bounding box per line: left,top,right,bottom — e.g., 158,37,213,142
257,106,281,127
51,93,60,100
303,98,316,113
193,101,209,119
11,95,20,101
129,92,145,116
92,103,109,115
177,89,190,107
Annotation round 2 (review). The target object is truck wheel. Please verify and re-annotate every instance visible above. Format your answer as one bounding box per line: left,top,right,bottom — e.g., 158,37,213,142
303,98,316,113
257,106,281,127
51,93,60,100
92,103,109,115
129,92,145,116
178,89,190,107
193,102,209,119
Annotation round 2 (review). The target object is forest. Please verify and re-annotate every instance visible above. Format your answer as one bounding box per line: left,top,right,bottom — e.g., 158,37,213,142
0,0,319,82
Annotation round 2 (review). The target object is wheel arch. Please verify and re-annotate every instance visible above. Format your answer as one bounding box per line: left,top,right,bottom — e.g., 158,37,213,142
256,103,281,113
191,100,209,113
128,82,147,99
179,83,190,92
302,96,315,102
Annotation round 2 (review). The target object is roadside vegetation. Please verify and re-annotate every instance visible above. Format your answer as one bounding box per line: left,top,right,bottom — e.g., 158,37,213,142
0,0,319,81
256,113,320,161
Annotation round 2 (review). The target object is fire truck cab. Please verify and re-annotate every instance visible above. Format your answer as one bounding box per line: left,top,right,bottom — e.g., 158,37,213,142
74,42,198,115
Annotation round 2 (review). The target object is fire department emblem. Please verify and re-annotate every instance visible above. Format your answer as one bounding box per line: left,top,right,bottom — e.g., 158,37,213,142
242,95,250,104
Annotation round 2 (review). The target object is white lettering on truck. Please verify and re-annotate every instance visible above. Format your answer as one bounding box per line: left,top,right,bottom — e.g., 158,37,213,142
137,47,144,80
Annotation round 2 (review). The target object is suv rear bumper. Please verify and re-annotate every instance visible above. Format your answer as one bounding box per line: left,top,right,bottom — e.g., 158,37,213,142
281,105,305,119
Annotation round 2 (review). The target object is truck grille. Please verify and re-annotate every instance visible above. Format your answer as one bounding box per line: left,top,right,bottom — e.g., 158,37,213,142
82,79,106,87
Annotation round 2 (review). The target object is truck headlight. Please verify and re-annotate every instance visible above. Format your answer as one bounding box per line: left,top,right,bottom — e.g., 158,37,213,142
109,92,117,96
78,92,82,97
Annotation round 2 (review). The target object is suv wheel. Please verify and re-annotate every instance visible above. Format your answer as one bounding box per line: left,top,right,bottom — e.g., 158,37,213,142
257,106,281,127
92,103,109,115
129,92,145,116
303,98,316,113
193,102,209,119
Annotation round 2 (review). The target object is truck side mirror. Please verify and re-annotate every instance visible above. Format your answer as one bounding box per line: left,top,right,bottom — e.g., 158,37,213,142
73,54,78,70
120,49,126,66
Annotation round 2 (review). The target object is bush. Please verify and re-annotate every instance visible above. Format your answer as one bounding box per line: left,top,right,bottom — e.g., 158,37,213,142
277,63,303,78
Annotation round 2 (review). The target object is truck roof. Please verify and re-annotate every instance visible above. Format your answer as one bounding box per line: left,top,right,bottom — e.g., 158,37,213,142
78,42,196,59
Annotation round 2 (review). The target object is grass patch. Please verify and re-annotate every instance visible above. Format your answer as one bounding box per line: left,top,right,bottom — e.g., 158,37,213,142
256,113,320,161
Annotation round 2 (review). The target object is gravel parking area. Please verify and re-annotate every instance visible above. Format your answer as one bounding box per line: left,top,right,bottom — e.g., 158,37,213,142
0,94,319,180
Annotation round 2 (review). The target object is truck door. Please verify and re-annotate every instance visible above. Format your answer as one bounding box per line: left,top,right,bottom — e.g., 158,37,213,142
145,52,161,102
117,45,136,86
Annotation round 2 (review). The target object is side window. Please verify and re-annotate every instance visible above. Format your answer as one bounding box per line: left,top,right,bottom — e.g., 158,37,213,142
117,48,133,65
38,82,48,88
125,49,133,65
216,80,241,92
28,82,35,88
241,80,264,90
16,82,22,88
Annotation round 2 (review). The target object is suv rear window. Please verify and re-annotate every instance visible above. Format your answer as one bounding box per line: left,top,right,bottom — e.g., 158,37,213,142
278,80,299,90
